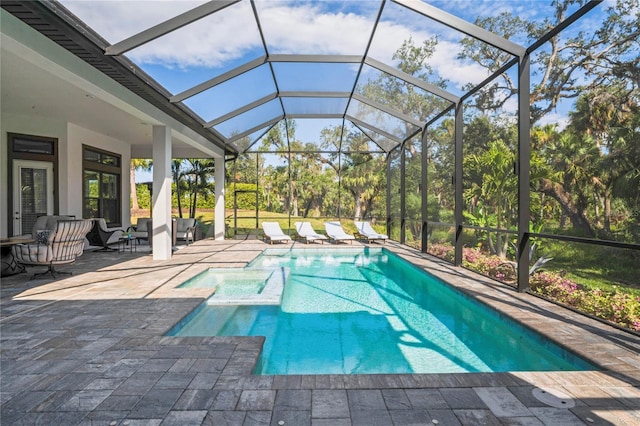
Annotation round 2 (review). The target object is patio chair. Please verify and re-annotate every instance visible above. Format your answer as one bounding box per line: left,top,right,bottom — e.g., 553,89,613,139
175,217,197,245
354,221,388,244
25,215,75,238
295,222,327,244
85,218,123,251
324,221,355,244
127,218,151,243
13,219,93,279
261,222,292,244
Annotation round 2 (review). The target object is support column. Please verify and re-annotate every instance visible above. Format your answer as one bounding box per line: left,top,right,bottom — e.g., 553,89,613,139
400,146,406,244
517,54,532,292
152,125,172,260
386,158,392,237
421,128,428,253
215,156,225,240
454,102,463,266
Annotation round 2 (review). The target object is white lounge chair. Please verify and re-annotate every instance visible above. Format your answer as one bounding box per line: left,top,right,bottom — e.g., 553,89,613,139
261,222,292,244
324,221,355,244
354,221,388,244
295,222,327,244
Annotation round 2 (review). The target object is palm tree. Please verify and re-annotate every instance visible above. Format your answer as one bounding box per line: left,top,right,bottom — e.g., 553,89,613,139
184,159,216,218
130,159,151,210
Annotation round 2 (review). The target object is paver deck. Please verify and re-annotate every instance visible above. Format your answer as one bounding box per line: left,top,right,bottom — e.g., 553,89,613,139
1,239,639,425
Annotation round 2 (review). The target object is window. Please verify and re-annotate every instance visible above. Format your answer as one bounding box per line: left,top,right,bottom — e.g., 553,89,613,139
83,145,121,227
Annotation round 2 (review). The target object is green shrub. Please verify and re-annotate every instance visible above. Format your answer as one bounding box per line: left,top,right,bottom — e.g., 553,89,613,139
530,273,640,332
225,183,266,210
427,243,640,332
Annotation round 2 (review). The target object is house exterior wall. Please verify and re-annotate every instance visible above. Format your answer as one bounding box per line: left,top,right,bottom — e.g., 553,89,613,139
0,112,67,237
0,115,132,237
67,123,131,228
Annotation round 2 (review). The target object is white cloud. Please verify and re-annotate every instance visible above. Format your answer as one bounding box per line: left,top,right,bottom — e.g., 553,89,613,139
129,1,262,68
58,0,520,93
61,0,208,43
256,2,374,55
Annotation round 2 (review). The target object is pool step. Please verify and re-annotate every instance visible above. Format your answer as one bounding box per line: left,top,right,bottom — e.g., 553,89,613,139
206,267,288,306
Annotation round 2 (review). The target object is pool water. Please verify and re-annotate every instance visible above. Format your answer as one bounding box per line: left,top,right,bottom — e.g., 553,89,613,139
168,248,596,375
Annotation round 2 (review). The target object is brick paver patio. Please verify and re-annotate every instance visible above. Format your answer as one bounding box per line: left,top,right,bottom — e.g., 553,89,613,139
1,239,639,425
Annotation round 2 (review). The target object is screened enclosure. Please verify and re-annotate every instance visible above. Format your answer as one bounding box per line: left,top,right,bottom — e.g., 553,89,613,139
19,0,639,330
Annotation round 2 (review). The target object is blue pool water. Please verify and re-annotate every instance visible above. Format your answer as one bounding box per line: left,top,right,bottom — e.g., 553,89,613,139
168,248,596,375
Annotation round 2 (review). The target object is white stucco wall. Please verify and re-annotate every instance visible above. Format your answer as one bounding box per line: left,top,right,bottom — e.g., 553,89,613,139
0,116,132,237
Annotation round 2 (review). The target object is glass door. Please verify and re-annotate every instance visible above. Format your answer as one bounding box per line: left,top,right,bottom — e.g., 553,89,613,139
12,160,54,236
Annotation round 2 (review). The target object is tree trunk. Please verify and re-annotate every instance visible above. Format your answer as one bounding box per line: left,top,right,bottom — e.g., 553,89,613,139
130,162,139,210
539,178,595,237
604,192,611,233
353,194,363,220
303,198,312,218
190,176,198,218
593,191,602,228
175,183,183,218
291,191,298,217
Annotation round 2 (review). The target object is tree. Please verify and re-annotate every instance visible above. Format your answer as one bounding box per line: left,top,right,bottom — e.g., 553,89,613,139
459,0,640,123
130,159,151,210
172,160,188,217
184,159,215,218
464,138,518,257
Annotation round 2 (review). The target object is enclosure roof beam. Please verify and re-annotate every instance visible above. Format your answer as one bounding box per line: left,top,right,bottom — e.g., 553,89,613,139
346,115,403,144
424,103,456,128
338,118,346,153
204,93,278,128
392,0,525,57
527,0,602,54
227,115,284,143
351,121,389,153
352,93,423,128
237,122,278,153
268,54,363,63
344,0,387,125
364,57,458,104
105,0,240,56
287,113,345,119
250,0,287,126
245,149,385,154
460,57,518,103
280,91,351,98
171,56,267,103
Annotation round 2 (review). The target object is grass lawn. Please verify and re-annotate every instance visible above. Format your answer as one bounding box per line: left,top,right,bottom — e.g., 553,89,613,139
544,238,640,296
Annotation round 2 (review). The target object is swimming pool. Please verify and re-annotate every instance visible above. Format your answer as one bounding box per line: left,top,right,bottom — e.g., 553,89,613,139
168,247,596,375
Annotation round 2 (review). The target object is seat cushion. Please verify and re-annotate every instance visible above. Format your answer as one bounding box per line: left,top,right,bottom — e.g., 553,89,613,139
30,215,75,236
176,218,195,233
136,218,151,232
13,243,52,264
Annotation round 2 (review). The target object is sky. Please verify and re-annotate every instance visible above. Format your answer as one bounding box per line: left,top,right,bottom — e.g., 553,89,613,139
57,0,613,181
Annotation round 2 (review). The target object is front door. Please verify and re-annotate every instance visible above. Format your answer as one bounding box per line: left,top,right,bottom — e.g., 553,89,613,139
12,160,54,236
